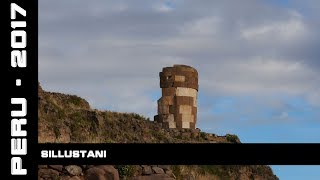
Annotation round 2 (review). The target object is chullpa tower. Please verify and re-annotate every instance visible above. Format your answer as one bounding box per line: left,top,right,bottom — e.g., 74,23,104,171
154,65,198,129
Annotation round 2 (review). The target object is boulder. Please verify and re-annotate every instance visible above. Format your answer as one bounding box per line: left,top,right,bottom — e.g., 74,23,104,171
152,167,165,174
142,165,152,175
49,165,64,172
38,168,59,179
85,166,119,180
65,165,83,176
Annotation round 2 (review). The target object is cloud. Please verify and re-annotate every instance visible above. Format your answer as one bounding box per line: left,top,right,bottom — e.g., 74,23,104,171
39,0,320,122
200,58,319,97
153,1,175,13
180,16,222,36
240,14,306,42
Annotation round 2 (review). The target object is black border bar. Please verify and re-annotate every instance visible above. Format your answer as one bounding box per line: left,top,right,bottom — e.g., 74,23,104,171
5,0,38,179
38,143,320,165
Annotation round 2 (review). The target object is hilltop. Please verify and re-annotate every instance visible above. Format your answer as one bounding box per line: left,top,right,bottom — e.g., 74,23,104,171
38,84,236,143
38,84,278,180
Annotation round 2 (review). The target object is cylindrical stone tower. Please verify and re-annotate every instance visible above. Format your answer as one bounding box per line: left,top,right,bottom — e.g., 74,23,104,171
154,64,198,129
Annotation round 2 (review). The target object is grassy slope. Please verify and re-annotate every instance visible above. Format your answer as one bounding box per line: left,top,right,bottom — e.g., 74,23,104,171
38,84,278,180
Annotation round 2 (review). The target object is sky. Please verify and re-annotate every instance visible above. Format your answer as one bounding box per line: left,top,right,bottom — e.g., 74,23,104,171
39,0,320,179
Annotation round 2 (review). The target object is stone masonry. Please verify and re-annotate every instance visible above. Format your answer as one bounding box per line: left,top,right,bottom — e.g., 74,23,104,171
154,65,198,129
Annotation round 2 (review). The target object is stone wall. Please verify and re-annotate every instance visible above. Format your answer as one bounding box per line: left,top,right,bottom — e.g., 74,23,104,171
38,165,175,180
154,65,198,129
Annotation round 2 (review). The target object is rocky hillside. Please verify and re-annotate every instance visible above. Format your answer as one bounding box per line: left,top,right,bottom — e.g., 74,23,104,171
38,84,238,143
38,84,278,180
38,165,278,180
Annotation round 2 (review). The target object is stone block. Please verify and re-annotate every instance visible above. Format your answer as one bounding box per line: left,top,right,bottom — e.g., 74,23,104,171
165,114,175,123
174,75,185,82
158,104,169,114
182,114,194,122
172,81,185,87
169,105,176,114
160,81,174,88
190,122,196,129
178,105,192,114
182,122,190,128
168,121,176,128
176,121,182,129
175,114,194,123
176,87,197,97
175,96,194,106
162,87,176,96
192,107,197,115
158,96,174,105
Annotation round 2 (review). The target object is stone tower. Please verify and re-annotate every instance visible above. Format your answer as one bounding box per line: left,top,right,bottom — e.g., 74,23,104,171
154,65,198,129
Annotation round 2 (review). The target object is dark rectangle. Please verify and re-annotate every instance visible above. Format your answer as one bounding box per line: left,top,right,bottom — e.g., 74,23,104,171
5,0,38,179
38,143,320,165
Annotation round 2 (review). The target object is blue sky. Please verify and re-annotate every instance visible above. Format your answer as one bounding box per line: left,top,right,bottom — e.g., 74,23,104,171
197,94,320,143
273,166,320,180
39,0,320,179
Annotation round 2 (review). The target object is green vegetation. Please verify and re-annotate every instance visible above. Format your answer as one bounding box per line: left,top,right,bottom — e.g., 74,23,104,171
69,95,83,106
115,165,135,179
226,134,239,143
200,132,207,139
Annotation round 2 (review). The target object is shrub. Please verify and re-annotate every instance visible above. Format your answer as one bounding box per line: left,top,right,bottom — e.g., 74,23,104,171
132,113,146,120
69,96,83,106
226,134,239,143
200,132,207,139
115,165,135,178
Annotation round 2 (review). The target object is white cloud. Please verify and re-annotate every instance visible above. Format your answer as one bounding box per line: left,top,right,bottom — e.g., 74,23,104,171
180,16,222,35
154,3,174,12
240,16,306,42
200,58,318,96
